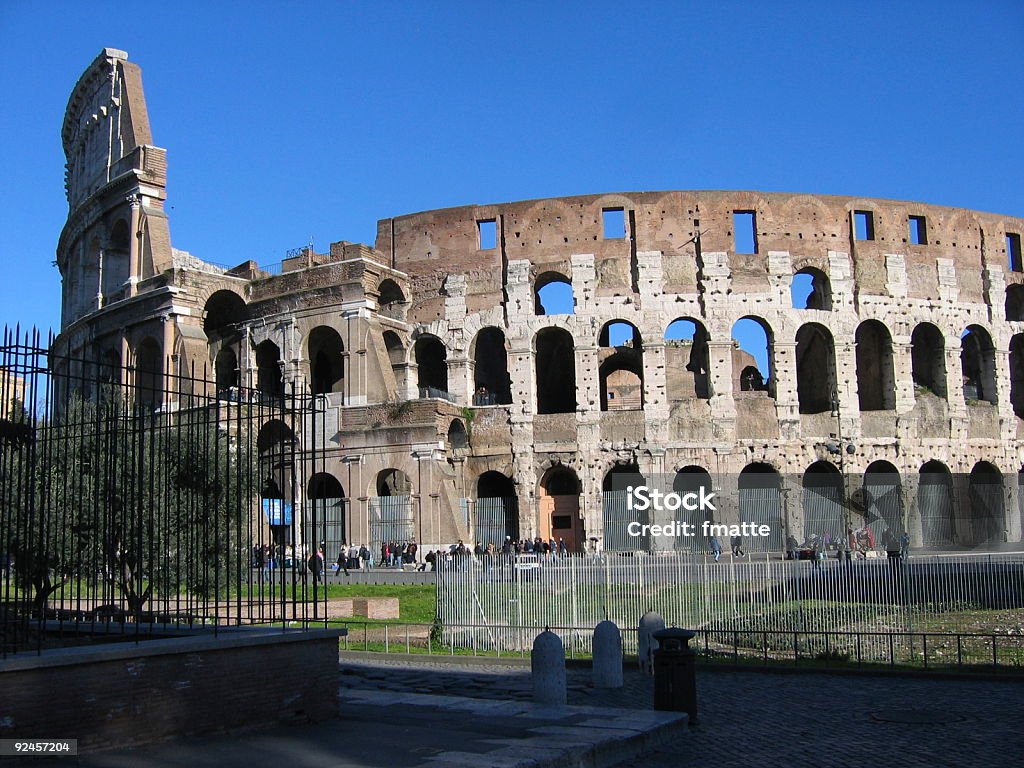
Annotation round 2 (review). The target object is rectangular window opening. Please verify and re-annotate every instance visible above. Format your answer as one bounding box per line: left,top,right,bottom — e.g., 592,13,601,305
1009,233,1022,273
733,211,757,254
909,215,927,245
478,219,497,250
853,210,875,241
602,208,625,239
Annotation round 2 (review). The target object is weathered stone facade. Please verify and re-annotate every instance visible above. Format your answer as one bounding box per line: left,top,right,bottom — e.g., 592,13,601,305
52,51,1024,554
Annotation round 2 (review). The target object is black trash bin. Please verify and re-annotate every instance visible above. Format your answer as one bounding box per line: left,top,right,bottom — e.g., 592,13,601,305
652,627,698,724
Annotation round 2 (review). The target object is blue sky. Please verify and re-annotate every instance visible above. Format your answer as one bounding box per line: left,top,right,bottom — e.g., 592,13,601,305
1,1,1022,341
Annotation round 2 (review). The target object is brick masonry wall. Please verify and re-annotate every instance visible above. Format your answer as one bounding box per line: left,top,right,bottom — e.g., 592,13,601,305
0,628,343,753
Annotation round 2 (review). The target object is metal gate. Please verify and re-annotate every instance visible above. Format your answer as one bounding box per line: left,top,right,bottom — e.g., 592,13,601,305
968,477,1004,544
739,487,784,552
369,495,414,551
803,482,846,545
918,477,954,546
864,476,904,547
602,490,647,551
475,496,517,547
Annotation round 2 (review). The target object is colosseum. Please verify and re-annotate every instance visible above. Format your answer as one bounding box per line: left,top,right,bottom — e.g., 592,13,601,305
52,49,1024,558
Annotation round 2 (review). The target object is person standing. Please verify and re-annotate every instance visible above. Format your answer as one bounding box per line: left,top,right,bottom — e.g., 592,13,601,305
710,536,722,562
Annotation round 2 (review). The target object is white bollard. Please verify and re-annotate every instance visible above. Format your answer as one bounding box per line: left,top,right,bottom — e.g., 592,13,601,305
638,611,666,675
592,620,623,688
532,628,567,705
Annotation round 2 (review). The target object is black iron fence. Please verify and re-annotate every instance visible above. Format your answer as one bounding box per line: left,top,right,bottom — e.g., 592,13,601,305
0,327,333,658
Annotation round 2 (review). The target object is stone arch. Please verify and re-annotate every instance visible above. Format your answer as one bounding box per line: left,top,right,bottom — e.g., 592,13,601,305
383,331,405,366
307,325,345,396
307,472,347,554
960,325,997,405
918,461,954,547
255,340,283,400
1005,284,1024,322
102,218,131,304
602,462,646,551
856,320,895,411
134,336,162,408
535,271,574,315
968,462,1004,545
447,418,469,450
377,279,407,321
215,346,238,394
203,290,249,339
476,471,519,545
1010,334,1024,418
371,469,414,551
539,465,583,550
258,419,296,523
673,466,714,552
738,463,784,552
802,461,845,546
414,334,449,397
665,318,710,399
911,322,947,398
535,327,576,414
792,267,832,310
795,322,836,414
471,327,511,405
598,320,644,411
732,317,774,397
862,461,904,547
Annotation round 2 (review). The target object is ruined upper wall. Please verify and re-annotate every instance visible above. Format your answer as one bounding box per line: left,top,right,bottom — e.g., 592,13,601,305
62,48,157,208
375,191,1024,310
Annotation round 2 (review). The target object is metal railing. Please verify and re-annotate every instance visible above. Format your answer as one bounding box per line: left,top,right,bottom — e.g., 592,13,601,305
336,620,1024,671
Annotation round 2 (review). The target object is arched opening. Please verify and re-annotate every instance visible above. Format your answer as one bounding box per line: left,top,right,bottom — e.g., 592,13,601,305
731,317,774,397
307,326,345,396
472,327,512,405
215,347,238,395
476,472,518,546
862,461,904,548
535,328,576,414
371,469,414,552
383,331,404,367
378,279,406,306
204,290,248,339
414,335,449,398
665,318,710,399
539,466,583,551
102,219,131,304
960,325,997,405
1006,284,1024,322
968,462,1004,545
673,467,714,552
535,272,574,315
99,348,121,384
447,419,468,450
918,461,954,546
856,320,895,411
795,323,836,414
80,238,100,315
598,321,644,411
602,462,646,551
134,337,162,408
791,267,832,310
1011,334,1024,418
802,461,845,547
258,419,296,545
308,473,347,559
255,341,283,400
911,323,947,399
738,464,783,553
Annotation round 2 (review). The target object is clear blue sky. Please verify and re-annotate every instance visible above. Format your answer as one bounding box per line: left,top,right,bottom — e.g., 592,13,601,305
1,1,1022,338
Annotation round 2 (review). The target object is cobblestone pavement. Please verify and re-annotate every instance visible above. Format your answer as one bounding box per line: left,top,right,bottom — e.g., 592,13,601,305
340,656,1024,767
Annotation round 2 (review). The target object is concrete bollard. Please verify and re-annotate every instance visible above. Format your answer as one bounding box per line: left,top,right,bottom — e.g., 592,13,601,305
638,611,666,675
592,620,623,689
531,628,567,705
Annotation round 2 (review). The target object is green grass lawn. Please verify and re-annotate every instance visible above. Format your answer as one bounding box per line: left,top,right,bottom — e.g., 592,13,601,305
323,584,436,624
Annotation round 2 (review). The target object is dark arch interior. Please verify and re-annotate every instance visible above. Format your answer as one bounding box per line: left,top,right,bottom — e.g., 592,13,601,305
911,323,947,398
376,469,412,497
856,320,895,411
415,336,448,395
473,327,512,404
536,328,576,414
308,326,345,396
796,324,835,414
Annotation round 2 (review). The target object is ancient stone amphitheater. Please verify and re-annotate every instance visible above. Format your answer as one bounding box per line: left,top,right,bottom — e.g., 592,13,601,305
52,50,1024,557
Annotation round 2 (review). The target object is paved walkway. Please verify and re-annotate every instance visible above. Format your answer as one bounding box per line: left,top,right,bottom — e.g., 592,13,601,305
339,656,1024,767
13,655,1023,766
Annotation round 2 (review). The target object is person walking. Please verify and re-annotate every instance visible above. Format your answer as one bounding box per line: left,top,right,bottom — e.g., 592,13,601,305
710,536,722,562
